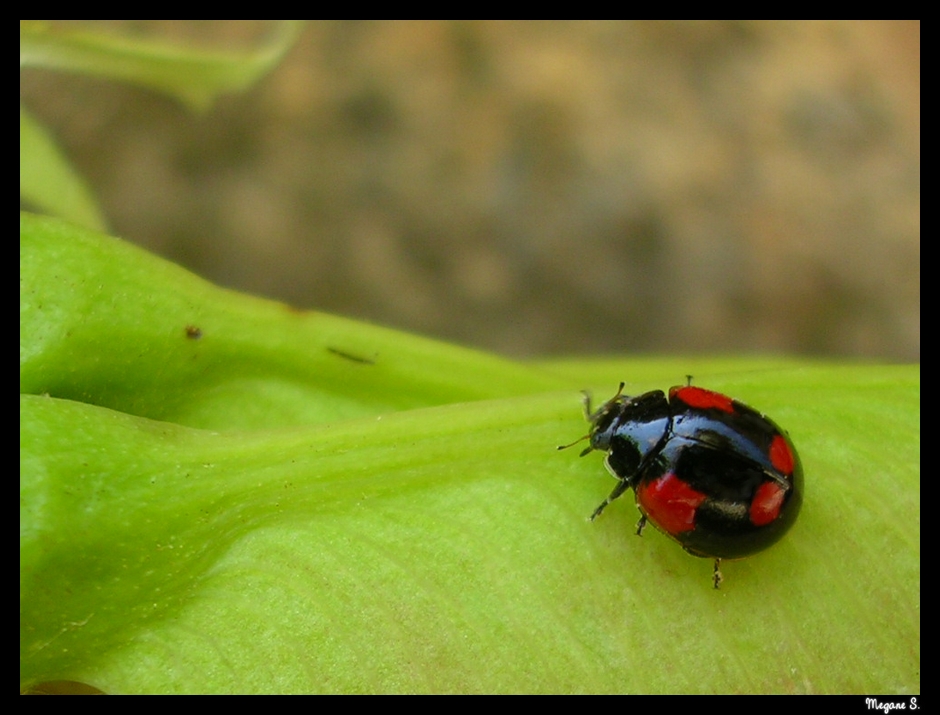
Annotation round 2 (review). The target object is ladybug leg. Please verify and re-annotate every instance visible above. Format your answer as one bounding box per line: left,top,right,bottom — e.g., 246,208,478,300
712,559,723,589
635,513,648,536
590,479,630,521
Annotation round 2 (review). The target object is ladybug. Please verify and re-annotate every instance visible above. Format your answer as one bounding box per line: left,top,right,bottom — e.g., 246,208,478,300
560,381,803,588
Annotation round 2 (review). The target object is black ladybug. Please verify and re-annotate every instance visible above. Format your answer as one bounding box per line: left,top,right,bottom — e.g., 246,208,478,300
561,383,803,588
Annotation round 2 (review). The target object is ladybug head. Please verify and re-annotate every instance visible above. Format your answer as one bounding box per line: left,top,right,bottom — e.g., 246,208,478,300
557,383,629,456
584,382,631,450
588,386,672,458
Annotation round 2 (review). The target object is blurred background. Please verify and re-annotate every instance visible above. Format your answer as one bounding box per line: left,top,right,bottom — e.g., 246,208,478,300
20,20,920,360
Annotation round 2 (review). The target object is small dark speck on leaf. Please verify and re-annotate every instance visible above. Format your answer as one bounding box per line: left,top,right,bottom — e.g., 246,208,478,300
327,346,376,365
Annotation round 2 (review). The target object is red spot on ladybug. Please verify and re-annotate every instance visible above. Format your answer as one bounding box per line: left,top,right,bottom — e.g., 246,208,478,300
561,382,803,588
670,385,734,413
769,433,795,475
749,481,786,526
637,472,707,534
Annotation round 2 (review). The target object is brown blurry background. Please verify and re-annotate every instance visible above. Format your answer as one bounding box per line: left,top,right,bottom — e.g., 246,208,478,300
20,21,920,360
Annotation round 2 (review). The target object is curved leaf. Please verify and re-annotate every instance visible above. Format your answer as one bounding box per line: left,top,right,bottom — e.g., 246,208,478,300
20,214,919,693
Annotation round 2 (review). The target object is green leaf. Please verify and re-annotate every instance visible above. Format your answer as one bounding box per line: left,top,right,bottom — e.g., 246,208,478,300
19,105,107,231
20,213,563,429
20,214,919,693
20,21,302,242
20,21,304,112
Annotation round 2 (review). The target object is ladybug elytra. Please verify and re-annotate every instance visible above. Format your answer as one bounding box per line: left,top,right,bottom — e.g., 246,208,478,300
561,382,803,588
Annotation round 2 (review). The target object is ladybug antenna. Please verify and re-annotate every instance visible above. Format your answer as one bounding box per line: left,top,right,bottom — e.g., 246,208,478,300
580,390,593,419
557,433,591,454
